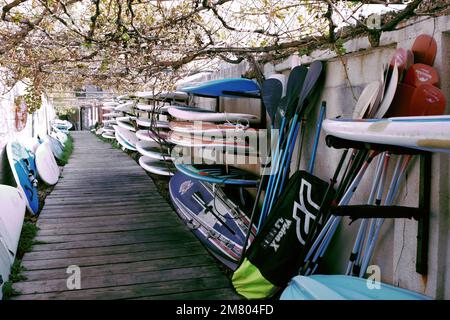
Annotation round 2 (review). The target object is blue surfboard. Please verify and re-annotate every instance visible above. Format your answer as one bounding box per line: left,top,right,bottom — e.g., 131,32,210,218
6,141,39,214
169,172,256,269
180,78,260,98
280,275,431,300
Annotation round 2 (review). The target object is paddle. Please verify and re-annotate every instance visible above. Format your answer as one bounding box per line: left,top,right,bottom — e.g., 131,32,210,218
240,66,308,261
390,48,414,80
261,61,324,224
403,63,440,88
411,34,437,66
385,83,446,117
261,78,284,124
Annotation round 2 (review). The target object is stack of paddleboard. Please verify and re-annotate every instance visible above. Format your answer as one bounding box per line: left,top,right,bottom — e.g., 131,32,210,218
166,78,265,269
101,101,119,139
134,92,177,176
168,78,262,178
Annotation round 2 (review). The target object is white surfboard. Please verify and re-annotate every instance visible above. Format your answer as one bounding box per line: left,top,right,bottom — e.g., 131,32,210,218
102,132,115,140
323,115,450,154
104,101,119,107
136,129,171,143
103,119,117,125
115,132,137,151
116,116,136,132
115,101,135,113
353,81,380,119
139,156,175,176
136,118,170,129
0,241,12,299
102,106,115,111
114,126,139,149
168,106,259,123
373,62,399,118
35,142,60,185
103,112,122,118
0,185,26,262
136,141,173,161
136,103,170,114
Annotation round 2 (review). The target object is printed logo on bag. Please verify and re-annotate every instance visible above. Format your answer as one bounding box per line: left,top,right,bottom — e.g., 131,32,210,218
293,179,320,245
262,217,292,252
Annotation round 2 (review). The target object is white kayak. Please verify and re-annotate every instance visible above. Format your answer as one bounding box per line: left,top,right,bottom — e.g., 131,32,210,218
139,156,175,176
113,125,139,150
136,118,170,129
136,141,173,161
323,115,450,154
0,185,26,262
168,106,259,123
35,142,60,185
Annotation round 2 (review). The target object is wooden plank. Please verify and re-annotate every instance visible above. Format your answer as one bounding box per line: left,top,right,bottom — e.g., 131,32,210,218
12,277,231,300
21,244,208,270
14,266,223,295
23,240,199,261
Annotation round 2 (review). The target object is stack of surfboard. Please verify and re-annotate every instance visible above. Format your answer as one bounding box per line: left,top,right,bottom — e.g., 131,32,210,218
166,78,263,269
101,101,120,139
133,92,178,176
168,78,262,177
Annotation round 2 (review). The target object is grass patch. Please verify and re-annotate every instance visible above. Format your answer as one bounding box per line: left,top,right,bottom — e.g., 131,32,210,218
16,222,39,257
56,134,74,166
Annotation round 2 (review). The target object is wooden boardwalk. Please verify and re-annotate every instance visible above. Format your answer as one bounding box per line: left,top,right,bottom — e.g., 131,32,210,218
13,131,238,300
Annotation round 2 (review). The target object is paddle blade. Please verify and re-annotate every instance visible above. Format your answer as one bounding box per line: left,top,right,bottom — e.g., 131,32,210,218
353,81,380,119
403,64,440,88
385,83,446,117
411,34,437,66
262,78,283,122
285,65,308,120
373,62,399,118
297,60,324,115
390,48,413,77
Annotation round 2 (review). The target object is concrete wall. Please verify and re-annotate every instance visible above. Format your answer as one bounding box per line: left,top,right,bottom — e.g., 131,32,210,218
178,15,450,298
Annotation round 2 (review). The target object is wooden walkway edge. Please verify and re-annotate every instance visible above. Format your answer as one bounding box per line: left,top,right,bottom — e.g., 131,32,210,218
12,131,239,300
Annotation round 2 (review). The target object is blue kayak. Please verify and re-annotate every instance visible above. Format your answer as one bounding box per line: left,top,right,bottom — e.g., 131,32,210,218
180,78,260,98
280,275,431,300
6,142,39,214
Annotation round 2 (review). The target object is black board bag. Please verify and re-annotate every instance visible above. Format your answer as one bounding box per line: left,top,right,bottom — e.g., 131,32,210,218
232,170,330,299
